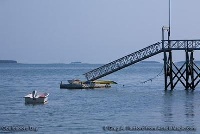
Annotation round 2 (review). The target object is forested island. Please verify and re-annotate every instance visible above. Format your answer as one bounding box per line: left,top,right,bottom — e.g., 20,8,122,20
176,61,200,64
0,60,17,63
140,61,160,63
70,62,82,64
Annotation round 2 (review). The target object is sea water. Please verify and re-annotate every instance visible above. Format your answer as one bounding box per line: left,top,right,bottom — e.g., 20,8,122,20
0,63,199,134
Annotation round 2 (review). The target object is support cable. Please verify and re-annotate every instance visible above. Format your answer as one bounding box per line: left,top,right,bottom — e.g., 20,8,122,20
141,67,164,84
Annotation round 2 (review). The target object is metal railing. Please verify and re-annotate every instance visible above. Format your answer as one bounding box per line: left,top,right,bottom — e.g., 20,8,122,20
163,40,200,50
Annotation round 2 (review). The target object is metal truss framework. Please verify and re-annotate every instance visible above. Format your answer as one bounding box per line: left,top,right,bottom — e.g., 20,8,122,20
84,40,200,90
84,42,163,81
163,40,200,90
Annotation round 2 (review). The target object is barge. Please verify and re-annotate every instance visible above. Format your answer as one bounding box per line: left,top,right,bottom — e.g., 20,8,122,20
60,79,117,89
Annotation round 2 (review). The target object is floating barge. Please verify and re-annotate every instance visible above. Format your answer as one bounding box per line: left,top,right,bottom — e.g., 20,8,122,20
60,79,117,89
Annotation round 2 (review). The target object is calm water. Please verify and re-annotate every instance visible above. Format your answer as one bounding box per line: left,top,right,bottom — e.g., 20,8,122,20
0,63,200,133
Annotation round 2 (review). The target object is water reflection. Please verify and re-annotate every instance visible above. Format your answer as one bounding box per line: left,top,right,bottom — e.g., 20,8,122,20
184,91,195,126
162,90,196,127
162,90,174,124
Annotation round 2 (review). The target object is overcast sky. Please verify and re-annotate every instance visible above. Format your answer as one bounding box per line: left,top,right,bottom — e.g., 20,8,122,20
1,0,200,64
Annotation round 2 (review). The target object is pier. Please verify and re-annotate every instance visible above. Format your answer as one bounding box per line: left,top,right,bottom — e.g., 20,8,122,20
84,39,200,90
83,0,200,90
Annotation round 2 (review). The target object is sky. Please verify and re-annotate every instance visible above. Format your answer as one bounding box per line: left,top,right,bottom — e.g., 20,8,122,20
1,0,200,64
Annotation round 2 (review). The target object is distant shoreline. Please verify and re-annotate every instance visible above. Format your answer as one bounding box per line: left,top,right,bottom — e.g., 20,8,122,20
70,62,82,64
0,60,17,63
0,60,162,64
6,60,198,64
140,61,160,64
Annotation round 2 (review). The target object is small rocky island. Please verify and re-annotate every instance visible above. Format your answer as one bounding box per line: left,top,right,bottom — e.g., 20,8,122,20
70,62,82,64
0,60,17,63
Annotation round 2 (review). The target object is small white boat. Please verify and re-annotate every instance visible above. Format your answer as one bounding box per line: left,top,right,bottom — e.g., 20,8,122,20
24,90,49,104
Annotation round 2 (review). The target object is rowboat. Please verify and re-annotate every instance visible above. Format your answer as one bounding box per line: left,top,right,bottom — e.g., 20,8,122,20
24,90,49,104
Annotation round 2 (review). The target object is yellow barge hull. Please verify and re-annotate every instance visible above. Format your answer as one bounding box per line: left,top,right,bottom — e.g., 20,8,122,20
60,80,117,89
